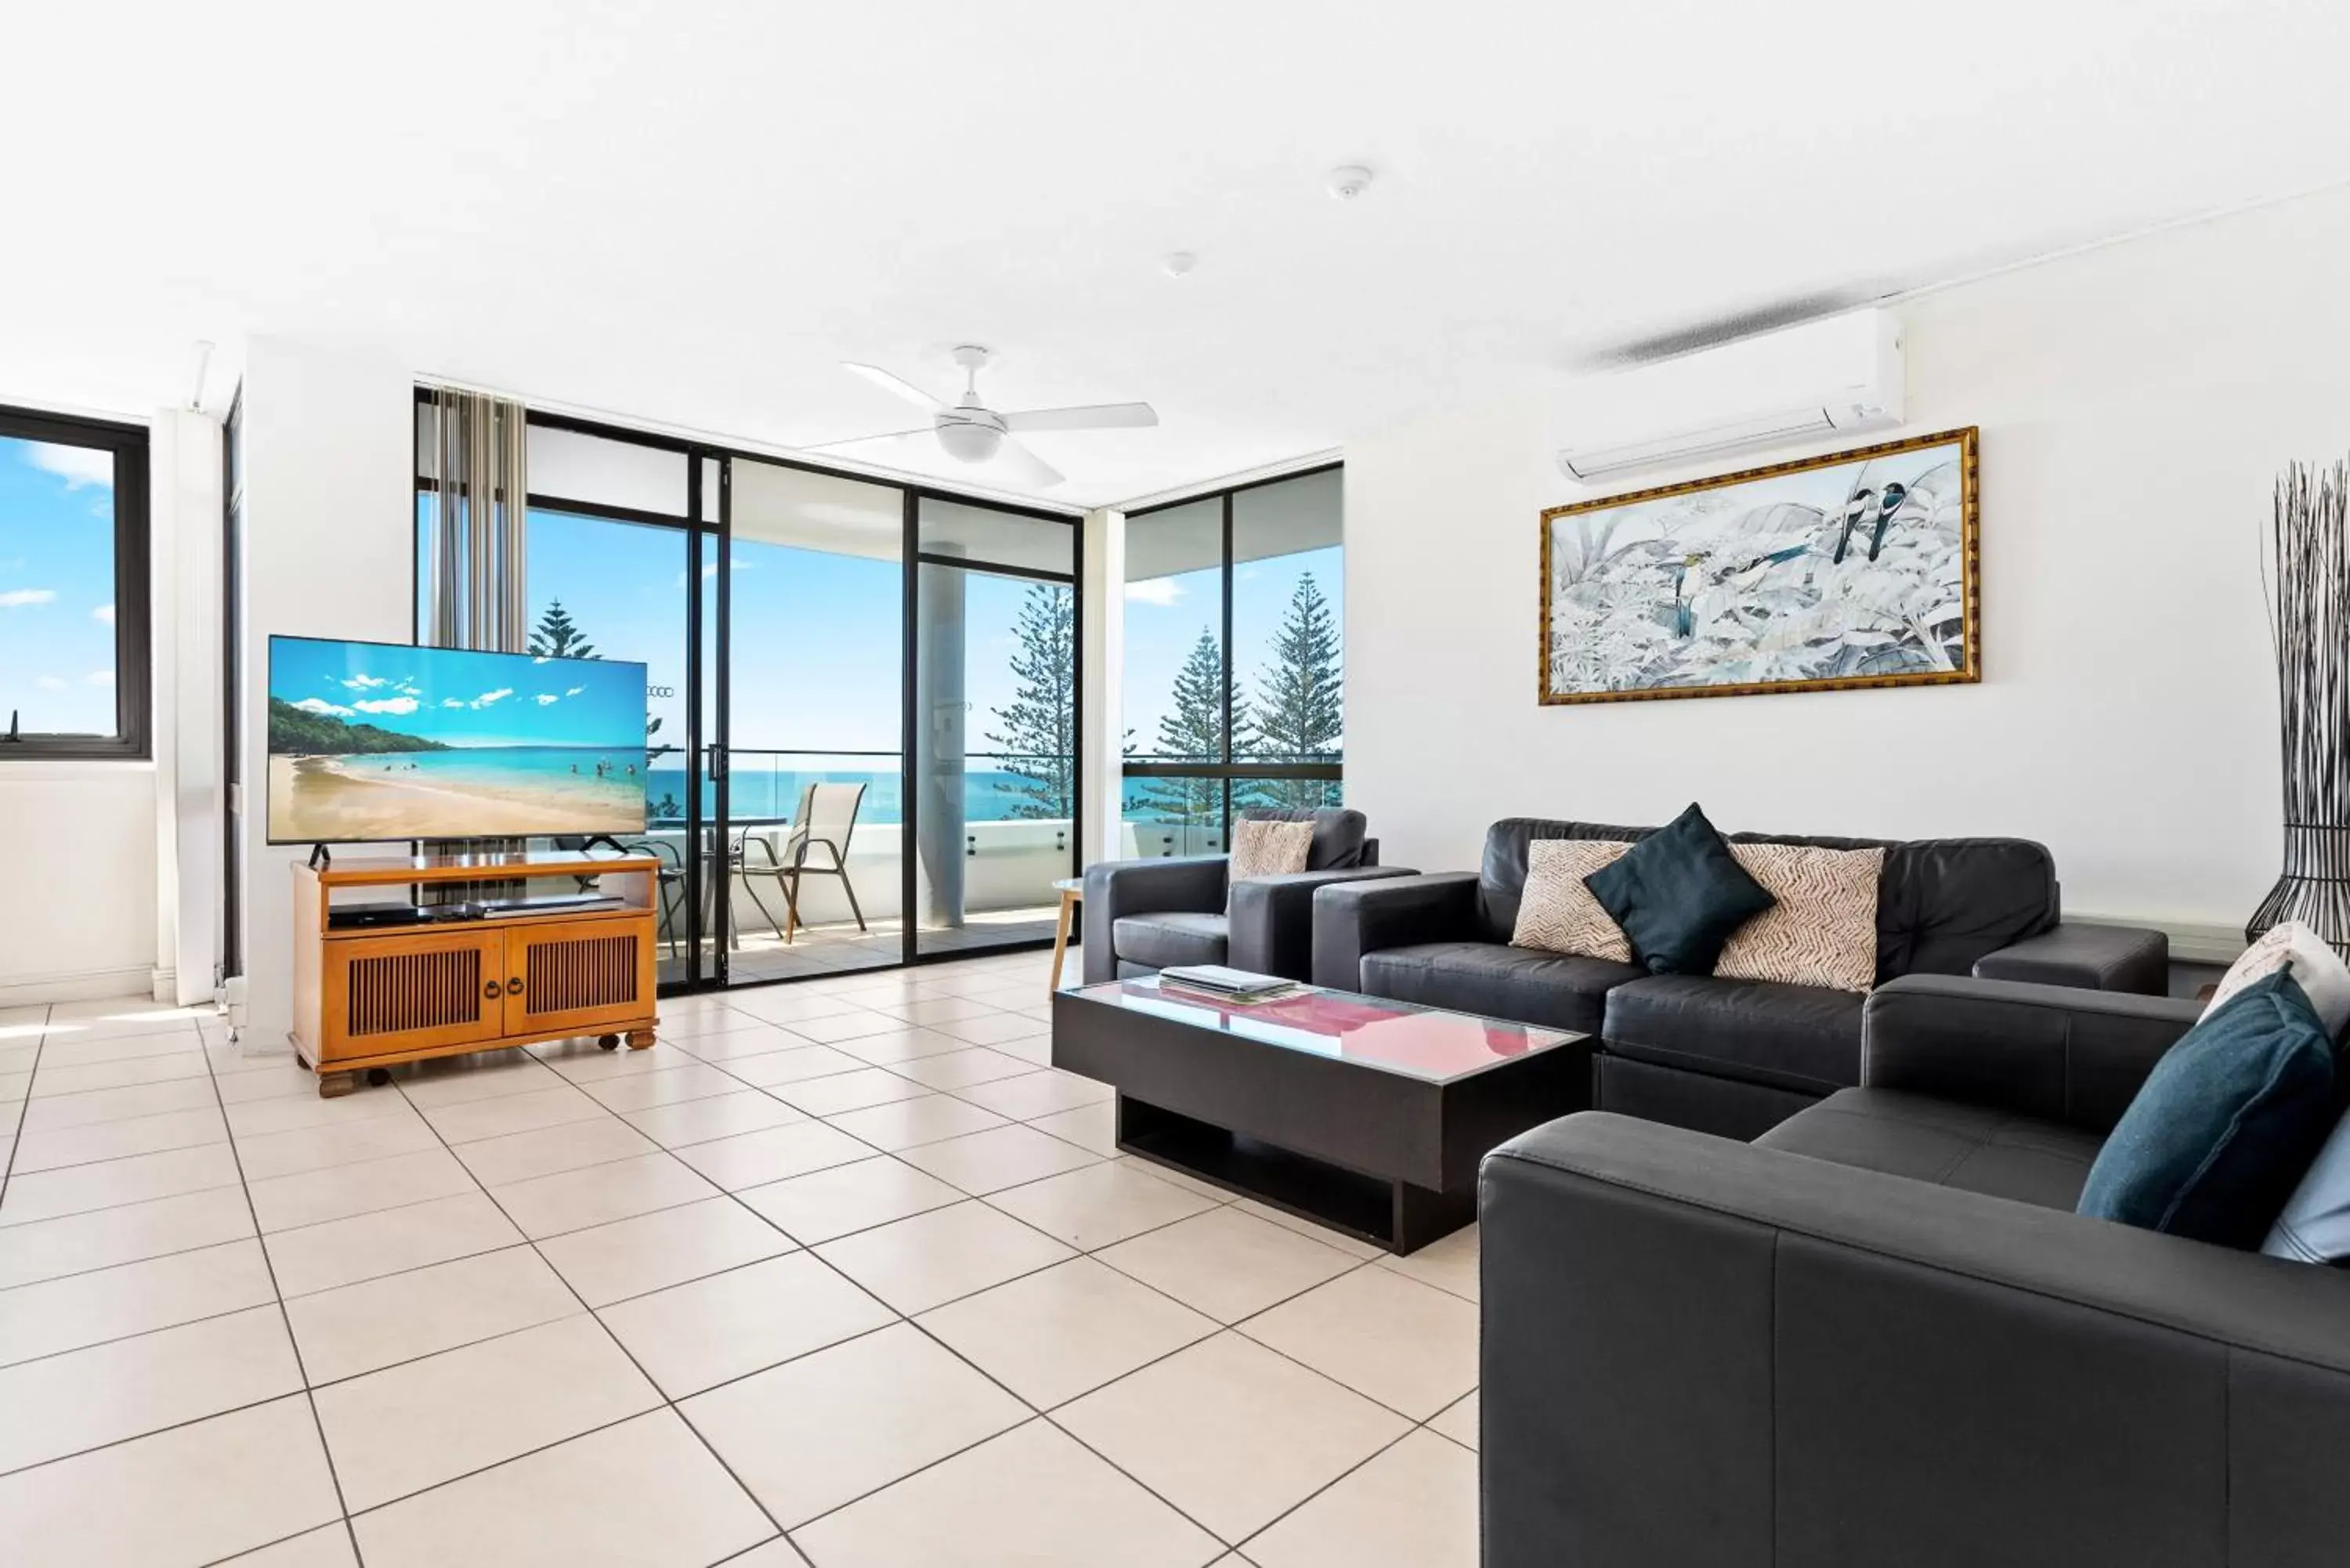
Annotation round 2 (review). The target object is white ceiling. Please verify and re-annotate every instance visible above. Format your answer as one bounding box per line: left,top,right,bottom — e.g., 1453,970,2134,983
8,0,2349,507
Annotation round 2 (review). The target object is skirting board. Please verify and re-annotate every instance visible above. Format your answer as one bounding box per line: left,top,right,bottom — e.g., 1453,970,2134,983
0,964,171,1009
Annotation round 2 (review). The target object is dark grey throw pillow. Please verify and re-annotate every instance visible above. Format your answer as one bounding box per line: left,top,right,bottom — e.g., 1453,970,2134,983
2078,970,2337,1251
1582,804,1775,975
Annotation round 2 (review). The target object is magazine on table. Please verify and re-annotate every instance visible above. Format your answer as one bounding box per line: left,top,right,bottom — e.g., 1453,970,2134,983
1155,964,1314,1006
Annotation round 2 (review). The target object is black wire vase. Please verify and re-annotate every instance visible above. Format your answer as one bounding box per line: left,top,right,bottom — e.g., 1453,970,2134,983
2250,460,2350,960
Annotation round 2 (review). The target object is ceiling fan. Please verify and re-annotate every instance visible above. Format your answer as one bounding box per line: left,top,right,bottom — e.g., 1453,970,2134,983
813,345,1158,489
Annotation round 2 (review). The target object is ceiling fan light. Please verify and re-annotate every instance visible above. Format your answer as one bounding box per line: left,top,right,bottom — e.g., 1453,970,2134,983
937,421,1003,464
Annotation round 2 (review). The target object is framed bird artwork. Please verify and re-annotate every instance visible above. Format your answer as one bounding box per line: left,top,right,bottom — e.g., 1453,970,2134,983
1537,427,1980,704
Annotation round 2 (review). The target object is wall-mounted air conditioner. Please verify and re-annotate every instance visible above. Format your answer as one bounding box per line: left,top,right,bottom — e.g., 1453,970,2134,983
1555,309,1905,483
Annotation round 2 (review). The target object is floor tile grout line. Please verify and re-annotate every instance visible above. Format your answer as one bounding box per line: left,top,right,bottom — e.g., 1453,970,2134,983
190,1006,373,1568
0,1219,263,1296
0,1003,53,1201
370,1057,799,1547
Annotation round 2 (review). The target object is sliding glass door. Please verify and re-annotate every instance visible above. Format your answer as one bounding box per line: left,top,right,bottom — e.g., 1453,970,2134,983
411,397,1083,993
911,499,1080,958
719,460,905,982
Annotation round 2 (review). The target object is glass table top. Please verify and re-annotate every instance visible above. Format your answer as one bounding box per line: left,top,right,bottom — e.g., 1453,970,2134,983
1071,976,1584,1085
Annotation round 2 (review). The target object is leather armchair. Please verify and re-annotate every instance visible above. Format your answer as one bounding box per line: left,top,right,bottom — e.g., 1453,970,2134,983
1080,835,1411,985
1480,980,2350,1568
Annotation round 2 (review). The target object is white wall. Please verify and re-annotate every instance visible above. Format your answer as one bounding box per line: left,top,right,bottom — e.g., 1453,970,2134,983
235,338,417,1047
1346,186,2350,943
0,765,158,1003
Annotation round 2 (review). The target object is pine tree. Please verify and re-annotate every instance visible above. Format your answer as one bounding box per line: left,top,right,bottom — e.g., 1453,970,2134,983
984,583,1077,820
1242,574,1343,810
524,598,663,741
527,600,597,660
1137,628,1246,826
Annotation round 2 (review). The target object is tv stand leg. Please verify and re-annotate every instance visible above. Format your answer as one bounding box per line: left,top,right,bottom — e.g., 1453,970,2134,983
625,1029,656,1051
318,1071,360,1099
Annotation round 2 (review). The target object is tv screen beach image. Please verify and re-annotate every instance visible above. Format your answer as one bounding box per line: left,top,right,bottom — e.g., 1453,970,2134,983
267,638,650,844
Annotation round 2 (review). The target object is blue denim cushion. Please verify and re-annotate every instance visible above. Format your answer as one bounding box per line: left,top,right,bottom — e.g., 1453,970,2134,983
2078,970,2338,1249
1582,802,1774,976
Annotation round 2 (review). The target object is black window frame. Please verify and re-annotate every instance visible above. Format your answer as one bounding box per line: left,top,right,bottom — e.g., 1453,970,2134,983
1120,463,1343,840
0,403,152,762
409,392,1087,993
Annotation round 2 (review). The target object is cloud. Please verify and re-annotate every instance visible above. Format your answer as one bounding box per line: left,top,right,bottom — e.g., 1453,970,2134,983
440,698,466,709
352,696,420,715
564,686,584,697
472,688,514,708
84,670,113,686
535,694,560,706
24,443,113,491
1125,579,1184,607
34,675,65,691
292,696,352,716
0,588,58,609
342,674,389,690
92,603,114,626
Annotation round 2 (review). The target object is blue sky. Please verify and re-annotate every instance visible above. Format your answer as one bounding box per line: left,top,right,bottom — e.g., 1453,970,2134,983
0,435,119,736
505,508,1046,764
1123,545,1343,752
412,502,1332,769
269,635,647,749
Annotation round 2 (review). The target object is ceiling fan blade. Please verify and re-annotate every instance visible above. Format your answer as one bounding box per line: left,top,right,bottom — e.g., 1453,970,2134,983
842,362,944,410
1001,402,1159,433
990,437,1066,490
803,425,935,451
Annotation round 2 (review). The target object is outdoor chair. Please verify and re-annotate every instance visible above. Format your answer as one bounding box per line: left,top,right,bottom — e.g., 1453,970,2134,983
735,781,869,942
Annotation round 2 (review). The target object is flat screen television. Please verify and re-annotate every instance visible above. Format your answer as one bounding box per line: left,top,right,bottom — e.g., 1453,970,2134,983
266,636,651,845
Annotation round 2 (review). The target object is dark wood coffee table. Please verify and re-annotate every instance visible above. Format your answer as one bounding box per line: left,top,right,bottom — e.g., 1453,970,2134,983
1052,977,1590,1254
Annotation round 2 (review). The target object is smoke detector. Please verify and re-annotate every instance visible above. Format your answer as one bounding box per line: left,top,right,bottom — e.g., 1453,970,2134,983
1162,251,1198,279
1325,164,1375,201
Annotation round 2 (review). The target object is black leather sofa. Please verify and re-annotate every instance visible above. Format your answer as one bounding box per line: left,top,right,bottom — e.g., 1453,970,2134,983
1480,977,2350,1568
1313,817,2168,1140
1081,807,1411,985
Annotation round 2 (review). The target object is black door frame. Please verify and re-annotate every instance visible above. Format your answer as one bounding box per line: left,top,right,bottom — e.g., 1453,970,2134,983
406,391,1086,998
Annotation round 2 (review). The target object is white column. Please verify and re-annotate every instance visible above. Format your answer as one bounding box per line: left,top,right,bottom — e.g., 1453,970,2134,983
236,338,417,1050
149,408,225,1005
1081,507,1125,866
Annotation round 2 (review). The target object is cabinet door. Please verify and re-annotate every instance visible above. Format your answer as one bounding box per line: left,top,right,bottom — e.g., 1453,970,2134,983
322,928,509,1063
500,917,654,1038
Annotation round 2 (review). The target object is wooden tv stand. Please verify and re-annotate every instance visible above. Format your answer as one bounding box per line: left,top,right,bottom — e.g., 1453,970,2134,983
291,849,661,1098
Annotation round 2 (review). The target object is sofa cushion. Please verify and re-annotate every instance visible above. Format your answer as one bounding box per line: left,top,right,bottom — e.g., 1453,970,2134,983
1713,843,1884,994
1358,941,1640,1034
1584,804,1775,975
2077,970,2338,1249
1238,807,1368,871
1603,974,1865,1096
1113,912,1229,971
1757,1088,2106,1211
1510,839,1633,962
1476,818,2057,981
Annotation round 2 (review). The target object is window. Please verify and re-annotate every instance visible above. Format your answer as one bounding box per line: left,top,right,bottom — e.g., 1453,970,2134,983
0,405,150,759
1121,466,1341,854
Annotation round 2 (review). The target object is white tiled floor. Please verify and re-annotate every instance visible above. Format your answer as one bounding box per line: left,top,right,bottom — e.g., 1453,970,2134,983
0,952,1480,1568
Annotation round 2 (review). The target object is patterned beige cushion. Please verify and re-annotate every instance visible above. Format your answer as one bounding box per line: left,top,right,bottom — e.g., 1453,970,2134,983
1510,840,1634,963
2207,919,2350,1038
1228,818,1315,883
1712,843,1884,993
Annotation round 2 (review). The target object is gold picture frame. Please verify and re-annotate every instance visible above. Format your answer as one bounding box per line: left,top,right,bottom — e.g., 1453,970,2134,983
1538,426,1980,706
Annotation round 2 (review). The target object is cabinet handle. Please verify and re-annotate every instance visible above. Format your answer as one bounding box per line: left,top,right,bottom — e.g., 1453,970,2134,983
507,977,524,995
483,981,503,999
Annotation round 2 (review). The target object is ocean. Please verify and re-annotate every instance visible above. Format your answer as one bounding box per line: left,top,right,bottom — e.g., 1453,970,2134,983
639,765,1215,826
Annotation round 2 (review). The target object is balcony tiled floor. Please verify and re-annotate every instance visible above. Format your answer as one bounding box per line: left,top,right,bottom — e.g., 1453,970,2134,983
660,906,1063,986
0,950,1479,1568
